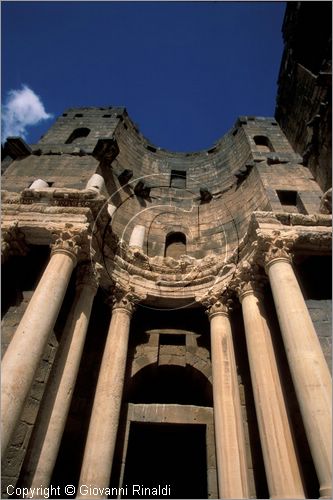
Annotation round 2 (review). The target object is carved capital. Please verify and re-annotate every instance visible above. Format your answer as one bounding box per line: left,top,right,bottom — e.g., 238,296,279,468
253,230,296,270
231,260,266,300
108,281,146,316
50,231,84,264
1,225,29,263
196,290,233,319
76,261,102,293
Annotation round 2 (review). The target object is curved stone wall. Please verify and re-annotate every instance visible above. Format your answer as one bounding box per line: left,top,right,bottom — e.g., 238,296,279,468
101,112,279,260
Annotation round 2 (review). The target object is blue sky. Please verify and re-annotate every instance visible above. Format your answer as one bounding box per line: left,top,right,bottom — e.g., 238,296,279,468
2,1,286,152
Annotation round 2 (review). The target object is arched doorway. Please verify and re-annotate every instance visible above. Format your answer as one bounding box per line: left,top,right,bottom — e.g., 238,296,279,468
116,364,217,499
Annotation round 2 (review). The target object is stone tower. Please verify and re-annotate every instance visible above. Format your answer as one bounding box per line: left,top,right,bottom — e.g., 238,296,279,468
1,105,331,499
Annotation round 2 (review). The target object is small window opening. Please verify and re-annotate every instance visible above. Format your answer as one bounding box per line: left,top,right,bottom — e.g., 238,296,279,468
276,190,299,213
62,113,68,117
170,170,186,189
159,334,186,346
103,114,111,118
74,113,83,118
165,232,186,259
146,145,157,153
253,135,274,152
65,127,90,144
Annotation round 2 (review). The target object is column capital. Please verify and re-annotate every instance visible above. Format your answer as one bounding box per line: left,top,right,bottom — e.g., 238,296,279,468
231,260,266,302
50,230,84,264
76,261,102,293
197,291,233,320
108,282,146,316
1,224,29,263
253,230,296,271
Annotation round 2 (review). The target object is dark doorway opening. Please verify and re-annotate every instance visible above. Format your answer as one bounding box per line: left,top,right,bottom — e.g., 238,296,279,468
164,232,186,259
122,422,207,499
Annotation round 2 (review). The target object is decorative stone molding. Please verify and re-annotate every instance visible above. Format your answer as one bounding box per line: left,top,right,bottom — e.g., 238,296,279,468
1,224,29,263
76,261,102,292
116,240,238,283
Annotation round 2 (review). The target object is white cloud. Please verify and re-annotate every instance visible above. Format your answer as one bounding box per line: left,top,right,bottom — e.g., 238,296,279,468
1,85,53,143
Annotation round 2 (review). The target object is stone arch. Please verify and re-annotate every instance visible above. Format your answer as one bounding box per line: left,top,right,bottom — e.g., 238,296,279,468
253,135,274,152
128,363,213,407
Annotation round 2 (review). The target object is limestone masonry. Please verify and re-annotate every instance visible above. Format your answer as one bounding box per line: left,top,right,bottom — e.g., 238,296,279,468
1,3,332,499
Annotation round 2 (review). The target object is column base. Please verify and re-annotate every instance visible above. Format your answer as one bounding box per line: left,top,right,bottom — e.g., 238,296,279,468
319,485,332,499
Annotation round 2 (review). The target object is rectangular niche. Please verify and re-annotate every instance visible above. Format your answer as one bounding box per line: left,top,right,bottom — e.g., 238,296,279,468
170,170,186,189
276,189,300,213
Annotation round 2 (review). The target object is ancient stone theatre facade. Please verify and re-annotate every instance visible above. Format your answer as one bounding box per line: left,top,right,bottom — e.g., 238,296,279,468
1,102,332,499
1,6,332,497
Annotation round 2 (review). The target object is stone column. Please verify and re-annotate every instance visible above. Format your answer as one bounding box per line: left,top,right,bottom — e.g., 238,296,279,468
264,238,332,499
129,224,145,250
77,290,139,499
21,262,100,491
86,173,106,193
235,263,304,498
206,296,249,499
1,232,80,458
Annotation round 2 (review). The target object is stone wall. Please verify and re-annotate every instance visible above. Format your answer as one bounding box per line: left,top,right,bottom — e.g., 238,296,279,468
3,108,323,261
294,255,332,372
307,299,332,372
275,2,332,192
1,334,58,498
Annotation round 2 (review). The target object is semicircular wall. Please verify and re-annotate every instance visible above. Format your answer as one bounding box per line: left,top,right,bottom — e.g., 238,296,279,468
100,112,272,260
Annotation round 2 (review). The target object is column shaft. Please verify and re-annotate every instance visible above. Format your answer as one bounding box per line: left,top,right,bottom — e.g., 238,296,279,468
210,312,249,498
77,306,131,499
21,280,97,490
1,251,76,458
267,258,332,498
241,291,304,498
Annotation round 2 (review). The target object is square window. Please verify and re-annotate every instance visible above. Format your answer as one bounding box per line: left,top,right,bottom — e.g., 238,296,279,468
276,190,299,213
